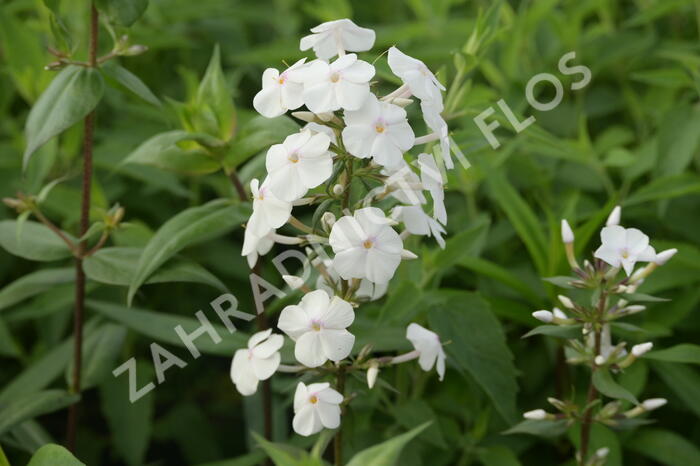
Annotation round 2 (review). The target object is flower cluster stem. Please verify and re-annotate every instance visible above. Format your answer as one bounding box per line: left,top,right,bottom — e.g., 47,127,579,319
334,365,346,466
66,2,99,452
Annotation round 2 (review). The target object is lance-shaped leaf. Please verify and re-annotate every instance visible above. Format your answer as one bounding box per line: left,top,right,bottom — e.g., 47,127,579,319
0,390,79,436
23,66,104,169
0,220,74,262
27,444,85,466
0,268,74,312
195,45,235,140
592,369,638,404
64,323,128,390
127,200,250,305
122,130,222,175
95,0,148,27
345,422,431,466
101,62,160,106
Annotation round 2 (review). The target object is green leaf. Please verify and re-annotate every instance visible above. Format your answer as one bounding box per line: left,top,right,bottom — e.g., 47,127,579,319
433,216,489,269
345,422,431,466
23,66,104,169
65,324,127,390
127,200,250,304
101,63,160,106
0,268,73,312
485,170,547,273
251,432,315,466
644,344,700,365
652,361,700,419
0,220,74,262
592,369,638,404
0,390,79,435
122,130,221,175
0,321,98,403
224,116,299,169
26,444,85,466
100,359,153,466
96,0,149,26
626,428,700,466
86,300,248,356
624,173,700,206
522,324,582,339
427,291,518,423
195,45,235,140
477,445,522,466
84,247,226,291
503,419,569,437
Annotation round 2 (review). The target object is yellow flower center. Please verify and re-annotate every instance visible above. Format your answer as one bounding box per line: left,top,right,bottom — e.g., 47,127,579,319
363,239,373,249
375,124,385,133
330,72,340,83
311,322,321,331
621,249,630,259
309,395,318,404
288,152,300,163
278,76,286,85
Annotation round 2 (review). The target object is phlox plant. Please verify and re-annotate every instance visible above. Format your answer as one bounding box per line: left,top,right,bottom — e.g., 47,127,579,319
231,18,455,464
513,206,678,466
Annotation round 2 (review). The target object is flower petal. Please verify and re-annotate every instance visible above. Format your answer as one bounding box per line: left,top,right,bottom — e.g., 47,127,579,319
319,328,355,362
295,331,327,367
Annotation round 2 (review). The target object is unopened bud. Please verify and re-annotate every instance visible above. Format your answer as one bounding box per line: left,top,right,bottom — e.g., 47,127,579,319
595,447,610,459
291,111,317,123
332,184,344,196
595,355,606,366
401,249,418,260
532,310,553,323
523,409,550,420
367,362,379,389
282,275,305,290
321,211,336,230
547,397,566,411
632,342,653,357
558,295,575,309
553,308,567,320
561,219,574,244
606,206,621,226
642,398,667,411
654,248,677,265
123,44,148,56
391,97,414,107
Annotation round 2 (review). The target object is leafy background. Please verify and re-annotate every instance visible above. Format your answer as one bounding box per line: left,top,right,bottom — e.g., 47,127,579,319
1,0,700,465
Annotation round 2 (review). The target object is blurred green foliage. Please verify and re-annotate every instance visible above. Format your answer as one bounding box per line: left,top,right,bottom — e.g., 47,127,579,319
1,0,700,465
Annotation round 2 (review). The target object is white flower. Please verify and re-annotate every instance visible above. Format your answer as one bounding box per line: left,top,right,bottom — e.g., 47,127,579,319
342,95,415,168
406,323,445,381
247,178,293,236
420,101,452,168
523,409,548,420
292,382,343,436
387,46,445,103
266,130,333,202
382,162,427,206
300,19,375,60
242,227,275,268
594,225,656,275
418,153,447,225
391,205,445,248
329,207,403,284
315,260,388,301
366,363,379,389
278,290,355,367
253,58,306,118
303,122,337,144
230,329,283,396
298,54,375,113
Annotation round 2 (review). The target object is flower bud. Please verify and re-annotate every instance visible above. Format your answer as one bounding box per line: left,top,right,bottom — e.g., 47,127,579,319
654,248,677,265
532,310,553,323
547,397,567,411
561,219,574,244
606,206,621,226
332,184,344,196
390,97,414,107
595,447,610,459
631,342,653,357
291,111,317,123
367,362,379,389
282,275,305,290
558,295,575,309
401,249,418,260
321,211,336,230
642,398,667,411
123,44,148,56
552,308,567,320
594,355,606,366
523,409,549,420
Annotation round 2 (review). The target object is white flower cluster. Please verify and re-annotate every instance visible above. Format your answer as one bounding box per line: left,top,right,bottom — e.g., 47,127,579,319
233,19,453,437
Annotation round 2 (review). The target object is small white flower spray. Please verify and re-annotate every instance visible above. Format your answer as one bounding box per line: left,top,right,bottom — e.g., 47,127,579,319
520,206,676,465
232,18,459,464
